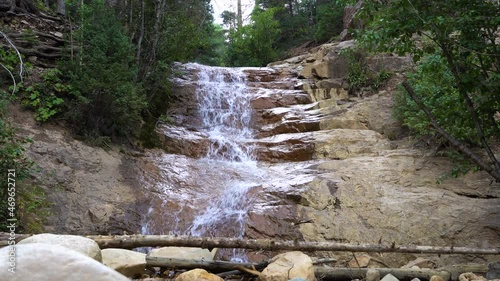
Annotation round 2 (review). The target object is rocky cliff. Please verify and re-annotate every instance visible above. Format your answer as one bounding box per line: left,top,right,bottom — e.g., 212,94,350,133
11,39,500,267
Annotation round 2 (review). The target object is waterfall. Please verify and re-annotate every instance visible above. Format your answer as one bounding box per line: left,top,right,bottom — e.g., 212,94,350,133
186,63,263,261
195,64,255,162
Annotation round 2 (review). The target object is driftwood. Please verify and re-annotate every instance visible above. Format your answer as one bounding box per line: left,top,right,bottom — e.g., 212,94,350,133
145,256,268,273
83,235,500,255
315,267,451,281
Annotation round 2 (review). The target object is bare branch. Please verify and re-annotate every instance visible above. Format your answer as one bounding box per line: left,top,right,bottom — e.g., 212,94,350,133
0,63,16,95
0,31,24,83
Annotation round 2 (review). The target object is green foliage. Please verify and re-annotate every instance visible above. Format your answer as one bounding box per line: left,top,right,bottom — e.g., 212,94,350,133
314,1,345,43
0,48,19,74
63,0,146,138
248,0,346,57
226,8,281,66
20,69,72,122
351,0,500,179
393,54,476,143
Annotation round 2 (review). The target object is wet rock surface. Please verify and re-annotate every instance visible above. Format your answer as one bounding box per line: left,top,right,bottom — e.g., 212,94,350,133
155,43,500,266
10,39,499,268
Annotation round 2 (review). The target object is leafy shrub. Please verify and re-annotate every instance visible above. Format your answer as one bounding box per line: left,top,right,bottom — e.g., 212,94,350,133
19,69,75,122
393,54,477,144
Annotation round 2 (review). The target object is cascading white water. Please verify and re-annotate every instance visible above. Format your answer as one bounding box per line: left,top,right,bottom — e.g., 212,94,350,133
186,63,263,260
195,64,255,162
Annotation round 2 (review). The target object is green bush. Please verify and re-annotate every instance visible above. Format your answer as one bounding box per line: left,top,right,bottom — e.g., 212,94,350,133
19,69,74,122
393,54,477,144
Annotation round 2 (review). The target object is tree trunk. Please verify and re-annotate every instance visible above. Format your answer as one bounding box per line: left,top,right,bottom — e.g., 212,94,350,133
237,0,242,28
56,0,65,15
82,235,500,255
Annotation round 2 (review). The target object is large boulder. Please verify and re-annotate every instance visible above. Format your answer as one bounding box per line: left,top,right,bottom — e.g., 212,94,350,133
101,248,146,278
150,247,217,261
0,243,129,281
260,251,316,281
18,233,102,262
175,268,224,281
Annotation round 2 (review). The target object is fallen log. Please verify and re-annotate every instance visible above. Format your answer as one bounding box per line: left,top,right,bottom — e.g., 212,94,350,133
2,234,499,255
314,267,451,281
145,256,268,273
84,235,500,255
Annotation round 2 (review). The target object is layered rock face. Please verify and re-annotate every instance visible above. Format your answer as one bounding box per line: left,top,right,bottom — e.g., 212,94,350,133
8,104,146,235
154,41,500,265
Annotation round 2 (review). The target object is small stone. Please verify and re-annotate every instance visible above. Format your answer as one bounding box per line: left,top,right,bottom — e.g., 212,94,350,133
459,272,488,281
260,251,316,281
381,273,400,281
52,31,64,38
430,275,445,281
150,247,217,261
410,278,421,281
101,248,146,278
175,269,223,281
366,269,381,281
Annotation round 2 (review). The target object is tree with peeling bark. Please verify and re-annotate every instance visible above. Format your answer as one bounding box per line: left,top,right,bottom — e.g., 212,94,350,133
346,0,500,181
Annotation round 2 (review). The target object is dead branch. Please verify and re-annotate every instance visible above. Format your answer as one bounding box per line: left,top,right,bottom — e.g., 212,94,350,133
145,256,268,273
0,30,24,84
81,235,500,255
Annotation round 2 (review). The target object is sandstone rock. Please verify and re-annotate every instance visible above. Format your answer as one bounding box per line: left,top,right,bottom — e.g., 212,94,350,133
260,251,316,281
8,102,144,235
175,269,223,281
459,273,488,281
0,243,129,281
314,129,390,159
402,258,436,269
366,269,381,281
430,275,445,281
18,233,102,262
381,274,400,281
156,124,209,158
102,248,146,278
150,247,217,261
